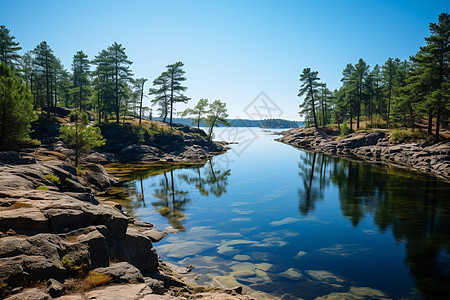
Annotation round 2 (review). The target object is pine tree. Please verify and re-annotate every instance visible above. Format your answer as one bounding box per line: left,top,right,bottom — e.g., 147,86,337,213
165,62,190,125
107,42,133,123
0,63,37,149
318,84,331,126
0,25,21,68
133,78,147,126
59,109,105,167
181,98,209,128
298,68,321,128
382,57,398,128
33,41,56,113
354,58,370,129
149,72,170,122
412,13,449,138
205,100,230,140
92,49,114,122
71,51,90,110
341,63,357,131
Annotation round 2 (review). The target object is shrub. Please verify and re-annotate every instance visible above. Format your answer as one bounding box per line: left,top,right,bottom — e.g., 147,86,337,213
340,122,350,136
36,185,49,191
390,129,429,143
45,174,61,185
60,255,85,276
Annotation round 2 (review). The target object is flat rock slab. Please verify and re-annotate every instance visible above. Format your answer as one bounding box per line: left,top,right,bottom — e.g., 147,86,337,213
85,283,176,300
143,229,168,243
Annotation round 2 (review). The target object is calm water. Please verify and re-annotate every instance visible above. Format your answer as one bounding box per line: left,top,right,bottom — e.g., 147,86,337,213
106,128,450,299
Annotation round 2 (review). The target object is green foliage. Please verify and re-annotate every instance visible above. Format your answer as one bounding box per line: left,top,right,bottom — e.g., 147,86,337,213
205,100,230,140
36,185,49,191
261,119,298,128
45,174,61,185
149,72,170,122
340,121,350,136
182,98,209,128
60,109,106,166
27,138,41,147
298,68,321,128
0,62,38,150
71,50,91,110
0,25,22,67
60,255,85,276
389,129,430,143
163,61,190,125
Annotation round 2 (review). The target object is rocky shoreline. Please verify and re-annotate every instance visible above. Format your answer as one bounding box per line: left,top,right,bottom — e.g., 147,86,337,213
276,127,450,181
0,126,262,299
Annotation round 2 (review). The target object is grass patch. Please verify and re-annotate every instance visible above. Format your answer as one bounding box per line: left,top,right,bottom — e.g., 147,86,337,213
45,174,61,185
5,202,33,210
84,272,112,289
36,185,49,191
389,129,431,143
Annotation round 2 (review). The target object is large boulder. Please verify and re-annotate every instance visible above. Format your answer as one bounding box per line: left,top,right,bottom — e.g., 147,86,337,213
82,163,118,192
0,234,66,287
61,226,110,268
118,145,163,162
124,228,158,272
0,190,128,239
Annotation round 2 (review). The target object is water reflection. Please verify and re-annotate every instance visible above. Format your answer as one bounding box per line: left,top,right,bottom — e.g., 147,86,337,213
298,152,450,299
104,160,231,231
103,137,450,299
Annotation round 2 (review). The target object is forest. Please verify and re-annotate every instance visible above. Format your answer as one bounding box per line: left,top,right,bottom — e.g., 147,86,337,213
298,13,449,140
0,25,233,151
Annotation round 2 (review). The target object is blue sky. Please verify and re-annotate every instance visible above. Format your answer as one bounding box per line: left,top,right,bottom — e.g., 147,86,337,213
1,0,448,120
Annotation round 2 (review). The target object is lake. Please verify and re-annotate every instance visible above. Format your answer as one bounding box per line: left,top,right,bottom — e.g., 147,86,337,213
105,127,450,300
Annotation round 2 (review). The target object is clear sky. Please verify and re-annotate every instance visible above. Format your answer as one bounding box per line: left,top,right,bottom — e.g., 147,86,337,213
1,0,448,120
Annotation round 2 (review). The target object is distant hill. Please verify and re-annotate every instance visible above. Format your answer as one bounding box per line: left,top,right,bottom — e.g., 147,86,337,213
152,118,304,128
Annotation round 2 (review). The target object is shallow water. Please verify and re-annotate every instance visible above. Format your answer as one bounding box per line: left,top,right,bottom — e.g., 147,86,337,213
106,127,450,299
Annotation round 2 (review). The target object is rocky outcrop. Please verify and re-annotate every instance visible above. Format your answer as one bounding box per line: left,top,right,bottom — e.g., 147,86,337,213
94,123,228,164
0,156,117,194
277,127,450,180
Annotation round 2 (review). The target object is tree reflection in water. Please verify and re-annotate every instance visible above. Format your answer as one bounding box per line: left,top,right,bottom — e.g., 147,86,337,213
297,152,450,299
105,160,231,232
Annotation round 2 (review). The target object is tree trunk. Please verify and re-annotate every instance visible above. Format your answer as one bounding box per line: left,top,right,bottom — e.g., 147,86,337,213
45,55,50,116
1,78,8,148
115,53,119,123
310,85,318,128
427,108,433,134
169,72,174,126
386,93,391,129
435,107,440,140
139,81,144,126
75,122,79,167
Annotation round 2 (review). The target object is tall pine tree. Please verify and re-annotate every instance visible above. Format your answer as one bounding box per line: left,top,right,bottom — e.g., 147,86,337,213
0,25,21,68
298,68,321,128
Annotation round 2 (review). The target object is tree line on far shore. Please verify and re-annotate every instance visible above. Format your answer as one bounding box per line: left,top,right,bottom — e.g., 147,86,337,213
298,13,449,139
